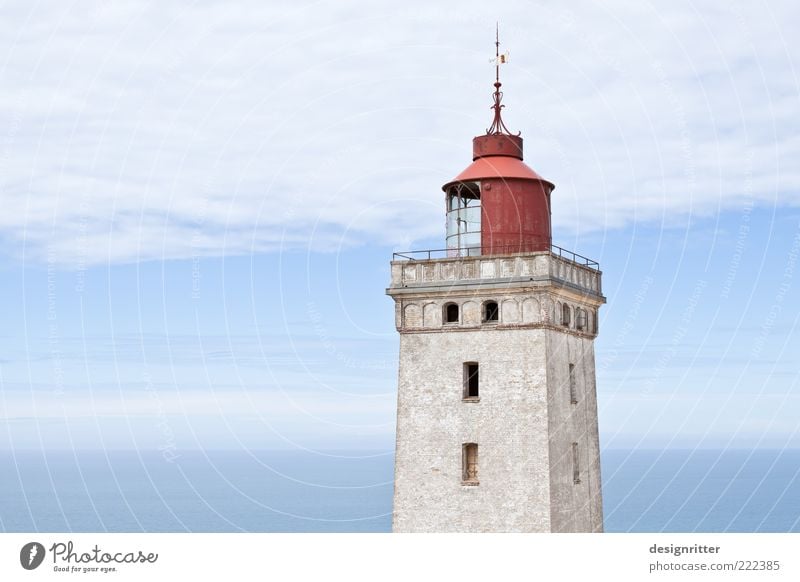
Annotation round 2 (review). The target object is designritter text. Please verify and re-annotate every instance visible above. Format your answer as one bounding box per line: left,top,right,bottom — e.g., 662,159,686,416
650,544,720,557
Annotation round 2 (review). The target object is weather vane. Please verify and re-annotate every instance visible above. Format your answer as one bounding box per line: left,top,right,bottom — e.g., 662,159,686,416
487,22,517,136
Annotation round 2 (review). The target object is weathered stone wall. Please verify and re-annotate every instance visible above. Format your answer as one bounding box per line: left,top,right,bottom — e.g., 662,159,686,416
545,331,604,533
392,328,552,532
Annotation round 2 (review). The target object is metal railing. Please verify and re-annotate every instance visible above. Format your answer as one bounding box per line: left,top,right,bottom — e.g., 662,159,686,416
392,244,600,270
549,245,600,269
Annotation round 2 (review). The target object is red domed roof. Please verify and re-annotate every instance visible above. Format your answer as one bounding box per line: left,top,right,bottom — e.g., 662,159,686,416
442,38,555,192
443,156,554,190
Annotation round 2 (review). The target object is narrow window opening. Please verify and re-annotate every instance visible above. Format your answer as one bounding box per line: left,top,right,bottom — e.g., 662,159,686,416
572,442,581,484
483,301,499,323
444,303,459,324
463,362,479,399
562,303,571,327
576,308,587,331
569,363,577,404
462,443,479,484
593,310,598,334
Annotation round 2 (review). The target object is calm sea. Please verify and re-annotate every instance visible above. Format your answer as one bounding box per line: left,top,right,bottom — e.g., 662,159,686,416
1,449,798,532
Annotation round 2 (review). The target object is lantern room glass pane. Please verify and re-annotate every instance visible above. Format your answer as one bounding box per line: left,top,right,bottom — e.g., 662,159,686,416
446,182,481,257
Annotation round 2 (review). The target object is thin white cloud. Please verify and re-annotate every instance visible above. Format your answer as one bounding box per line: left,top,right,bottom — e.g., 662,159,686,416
0,0,797,266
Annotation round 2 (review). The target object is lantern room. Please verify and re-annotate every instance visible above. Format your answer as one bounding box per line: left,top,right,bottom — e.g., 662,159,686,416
443,44,555,257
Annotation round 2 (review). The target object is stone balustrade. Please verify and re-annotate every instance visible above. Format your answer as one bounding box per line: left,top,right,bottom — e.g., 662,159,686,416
390,251,602,296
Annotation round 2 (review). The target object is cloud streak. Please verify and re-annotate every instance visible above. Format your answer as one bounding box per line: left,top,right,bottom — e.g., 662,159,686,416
0,0,797,267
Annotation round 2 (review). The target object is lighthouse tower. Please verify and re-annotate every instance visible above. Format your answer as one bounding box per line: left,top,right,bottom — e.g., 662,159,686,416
387,36,605,533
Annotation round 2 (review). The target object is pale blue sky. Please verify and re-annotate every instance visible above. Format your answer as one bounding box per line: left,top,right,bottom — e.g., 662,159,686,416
1,0,798,453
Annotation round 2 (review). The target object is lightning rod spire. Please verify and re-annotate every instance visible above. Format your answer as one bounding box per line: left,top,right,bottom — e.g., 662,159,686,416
487,23,517,135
